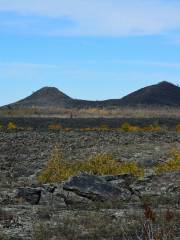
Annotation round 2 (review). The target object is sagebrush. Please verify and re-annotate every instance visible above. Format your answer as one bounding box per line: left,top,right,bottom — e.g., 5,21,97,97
38,148,144,183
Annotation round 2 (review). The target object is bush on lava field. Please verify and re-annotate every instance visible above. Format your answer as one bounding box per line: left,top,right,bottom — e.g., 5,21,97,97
7,122,17,130
155,148,180,174
38,148,144,183
48,123,62,131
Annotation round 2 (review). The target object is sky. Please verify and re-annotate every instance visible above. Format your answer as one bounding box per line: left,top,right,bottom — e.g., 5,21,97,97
1,0,180,106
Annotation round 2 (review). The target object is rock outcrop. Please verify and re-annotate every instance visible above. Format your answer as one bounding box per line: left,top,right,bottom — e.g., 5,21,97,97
63,172,135,201
16,187,42,205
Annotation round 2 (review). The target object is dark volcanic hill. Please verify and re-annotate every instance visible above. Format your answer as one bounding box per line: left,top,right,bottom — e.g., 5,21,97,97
5,87,105,109
119,81,180,106
2,81,180,109
8,87,73,108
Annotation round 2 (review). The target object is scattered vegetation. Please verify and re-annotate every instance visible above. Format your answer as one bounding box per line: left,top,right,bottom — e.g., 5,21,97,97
63,128,72,132
0,119,179,132
48,123,62,131
80,124,110,132
79,122,163,132
99,124,110,131
176,123,180,131
7,122,17,130
140,204,178,240
48,124,73,132
155,148,180,174
120,122,162,132
121,122,140,132
38,148,144,183
32,206,179,240
142,123,162,132
80,127,97,132
38,148,74,183
38,145,180,184
2,106,180,119
83,154,144,177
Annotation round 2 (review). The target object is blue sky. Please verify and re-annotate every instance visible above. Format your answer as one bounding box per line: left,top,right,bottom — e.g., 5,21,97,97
1,0,180,106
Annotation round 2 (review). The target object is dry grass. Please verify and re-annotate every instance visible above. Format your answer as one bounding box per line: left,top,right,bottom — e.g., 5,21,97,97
38,148,144,183
48,123,62,131
0,121,169,132
1,106,180,118
79,122,163,132
32,207,179,240
154,148,180,174
121,122,141,132
77,106,180,118
176,124,180,131
38,146,180,184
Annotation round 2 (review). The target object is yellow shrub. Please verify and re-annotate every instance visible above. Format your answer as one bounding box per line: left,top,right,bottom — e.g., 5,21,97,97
176,124,180,131
7,122,17,130
80,126,112,132
48,124,62,131
38,149,144,183
99,124,110,131
83,154,144,177
121,122,140,132
120,122,163,132
64,128,72,132
143,124,162,132
38,148,75,183
80,127,94,132
117,161,144,178
121,122,130,132
154,148,180,174
82,154,119,175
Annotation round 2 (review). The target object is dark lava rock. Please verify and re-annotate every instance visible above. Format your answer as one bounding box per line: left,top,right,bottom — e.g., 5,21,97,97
103,173,136,185
42,184,56,193
16,187,42,205
63,172,132,202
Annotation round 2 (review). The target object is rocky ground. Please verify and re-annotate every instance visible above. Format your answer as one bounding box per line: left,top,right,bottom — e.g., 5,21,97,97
0,119,180,239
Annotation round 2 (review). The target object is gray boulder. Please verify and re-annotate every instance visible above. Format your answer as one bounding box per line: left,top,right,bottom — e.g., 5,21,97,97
63,172,133,201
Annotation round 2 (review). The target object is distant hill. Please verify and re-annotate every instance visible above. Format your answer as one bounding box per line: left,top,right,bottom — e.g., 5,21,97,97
119,81,180,106
6,87,74,108
2,81,180,109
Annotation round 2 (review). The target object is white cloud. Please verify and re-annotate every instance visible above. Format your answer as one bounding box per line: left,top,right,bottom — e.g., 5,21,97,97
0,0,180,36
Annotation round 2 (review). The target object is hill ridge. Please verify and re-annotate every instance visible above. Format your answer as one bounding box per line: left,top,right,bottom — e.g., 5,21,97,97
2,81,180,109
